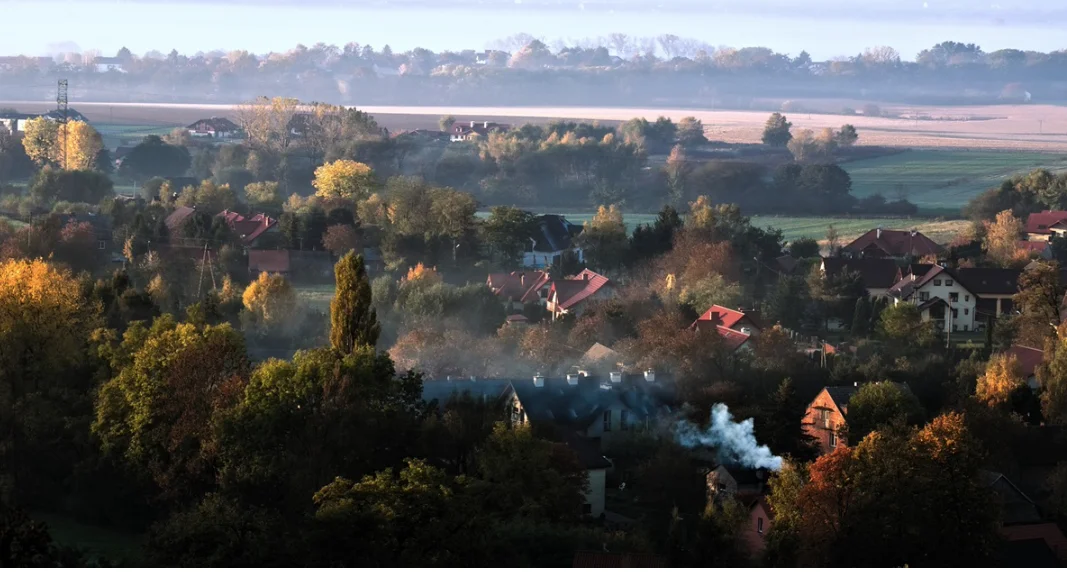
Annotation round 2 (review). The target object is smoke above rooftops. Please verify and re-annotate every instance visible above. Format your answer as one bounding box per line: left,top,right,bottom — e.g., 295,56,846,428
673,403,783,471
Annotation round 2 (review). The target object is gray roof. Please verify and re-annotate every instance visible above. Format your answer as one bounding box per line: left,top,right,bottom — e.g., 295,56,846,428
421,379,512,408
825,386,859,408
510,375,672,430
980,470,1042,525
531,215,583,253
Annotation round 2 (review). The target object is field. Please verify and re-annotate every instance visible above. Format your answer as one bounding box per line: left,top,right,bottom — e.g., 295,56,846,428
845,150,1067,211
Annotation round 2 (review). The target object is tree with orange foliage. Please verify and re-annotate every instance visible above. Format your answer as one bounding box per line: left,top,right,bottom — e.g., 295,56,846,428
976,353,1026,408
766,413,999,567
322,224,361,257
983,209,1028,268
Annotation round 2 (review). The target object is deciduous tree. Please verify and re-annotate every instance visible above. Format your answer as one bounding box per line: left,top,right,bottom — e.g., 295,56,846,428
976,353,1026,408
577,204,628,272
761,112,792,147
983,209,1027,267
313,159,377,201
242,272,298,334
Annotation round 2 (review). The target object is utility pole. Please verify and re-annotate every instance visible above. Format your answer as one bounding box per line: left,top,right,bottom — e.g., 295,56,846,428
56,79,68,170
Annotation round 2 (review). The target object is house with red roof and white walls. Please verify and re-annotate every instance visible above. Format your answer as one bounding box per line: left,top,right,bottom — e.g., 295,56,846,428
546,269,613,320
1025,211,1067,242
689,305,763,353
841,228,944,260
486,270,552,312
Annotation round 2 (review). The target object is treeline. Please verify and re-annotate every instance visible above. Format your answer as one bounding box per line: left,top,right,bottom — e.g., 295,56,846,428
0,40,1062,106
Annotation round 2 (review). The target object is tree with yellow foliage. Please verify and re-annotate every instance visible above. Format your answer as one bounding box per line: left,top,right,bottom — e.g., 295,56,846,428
21,118,102,170
404,262,441,285
21,117,60,166
576,204,628,271
983,210,1027,268
313,159,376,201
241,272,298,334
976,353,1026,408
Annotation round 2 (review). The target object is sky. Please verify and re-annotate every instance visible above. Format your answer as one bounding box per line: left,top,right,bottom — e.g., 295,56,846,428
3,0,1066,60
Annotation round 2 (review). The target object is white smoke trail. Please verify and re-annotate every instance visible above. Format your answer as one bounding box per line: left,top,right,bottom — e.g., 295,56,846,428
672,403,783,471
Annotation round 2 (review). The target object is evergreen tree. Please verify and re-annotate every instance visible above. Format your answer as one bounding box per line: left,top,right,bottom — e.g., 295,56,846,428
330,251,381,352
851,297,871,338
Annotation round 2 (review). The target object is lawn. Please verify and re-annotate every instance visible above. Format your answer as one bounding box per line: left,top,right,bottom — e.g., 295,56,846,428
843,149,1067,211
295,283,337,313
94,123,177,149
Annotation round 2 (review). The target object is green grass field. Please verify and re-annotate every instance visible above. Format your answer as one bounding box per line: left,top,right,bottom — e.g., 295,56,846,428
95,123,177,149
844,150,1067,211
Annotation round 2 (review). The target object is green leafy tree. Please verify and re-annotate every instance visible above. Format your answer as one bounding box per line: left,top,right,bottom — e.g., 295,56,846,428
789,237,820,258
878,303,939,348
845,381,924,444
1013,262,1062,348
836,124,859,147
119,135,192,182
482,206,537,268
330,251,381,352
577,204,629,272
761,112,793,147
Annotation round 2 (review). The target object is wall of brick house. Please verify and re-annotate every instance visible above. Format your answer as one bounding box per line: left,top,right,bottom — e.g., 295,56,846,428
802,390,847,457
743,502,772,557
1002,522,1067,563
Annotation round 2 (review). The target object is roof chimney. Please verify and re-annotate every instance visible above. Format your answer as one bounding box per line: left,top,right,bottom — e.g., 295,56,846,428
566,373,579,385
644,369,656,382
876,227,882,239
610,371,623,383
483,121,489,128
470,120,476,127
533,373,545,387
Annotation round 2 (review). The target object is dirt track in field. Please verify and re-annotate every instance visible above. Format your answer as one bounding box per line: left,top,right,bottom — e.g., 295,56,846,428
3,101,1066,151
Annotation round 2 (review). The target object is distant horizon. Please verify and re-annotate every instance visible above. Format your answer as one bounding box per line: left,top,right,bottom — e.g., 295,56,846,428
2,1,1066,60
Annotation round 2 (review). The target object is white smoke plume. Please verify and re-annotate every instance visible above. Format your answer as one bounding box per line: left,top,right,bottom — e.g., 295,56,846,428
673,403,783,471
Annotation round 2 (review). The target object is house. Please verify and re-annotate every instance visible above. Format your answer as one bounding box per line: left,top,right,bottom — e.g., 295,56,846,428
486,270,551,310
187,117,240,139
1004,345,1044,389
1025,211,1067,242
163,206,197,235
546,269,613,320
691,305,763,337
524,214,585,268
981,470,1067,563
820,257,901,297
706,464,768,499
802,382,912,456
248,249,290,275
744,496,774,557
1018,240,1053,260
887,265,978,332
93,56,127,73
393,129,450,143
219,210,278,247
576,342,621,375
955,267,1022,320
363,247,385,274
449,121,511,142
841,228,944,259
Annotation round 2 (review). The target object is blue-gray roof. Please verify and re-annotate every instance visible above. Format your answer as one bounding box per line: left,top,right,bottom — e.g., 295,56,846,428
421,379,512,409
510,375,673,429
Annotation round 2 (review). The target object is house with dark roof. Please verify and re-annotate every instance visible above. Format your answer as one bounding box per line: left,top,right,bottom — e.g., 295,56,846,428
449,120,511,142
980,470,1067,564
163,205,197,234
802,382,912,456
955,267,1023,320
547,269,613,320
576,342,622,375
1005,345,1044,389
93,56,127,73
821,257,902,297
887,264,978,333
1025,211,1067,242
187,117,241,139
842,228,944,259
487,270,551,311
524,214,584,268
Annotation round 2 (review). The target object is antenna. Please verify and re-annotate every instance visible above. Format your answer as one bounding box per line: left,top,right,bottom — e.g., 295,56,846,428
56,79,68,169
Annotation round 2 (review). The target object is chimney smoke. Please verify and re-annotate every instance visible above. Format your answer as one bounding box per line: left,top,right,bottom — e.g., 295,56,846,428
673,404,783,471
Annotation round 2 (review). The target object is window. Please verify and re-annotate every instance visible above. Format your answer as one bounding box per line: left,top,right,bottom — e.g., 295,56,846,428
829,432,838,447
953,325,959,332
964,309,969,315
603,410,612,432
965,295,970,302
933,279,942,286
97,240,106,250
946,280,954,286
952,309,959,318
949,293,959,302
821,409,831,428
919,291,930,302
963,325,969,332
621,410,630,431
758,517,764,534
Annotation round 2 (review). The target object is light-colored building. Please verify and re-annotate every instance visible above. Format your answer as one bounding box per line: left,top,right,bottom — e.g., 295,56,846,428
887,265,978,333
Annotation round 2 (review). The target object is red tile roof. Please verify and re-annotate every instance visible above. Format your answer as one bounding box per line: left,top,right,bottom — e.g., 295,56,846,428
506,314,529,323
248,249,291,274
717,326,751,352
1006,345,1044,378
1025,211,1067,235
219,210,277,245
487,271,551,304
164,206,197,232
693,305,761,332
550,269,611,310
843,228,944,257
1018,240,1051,253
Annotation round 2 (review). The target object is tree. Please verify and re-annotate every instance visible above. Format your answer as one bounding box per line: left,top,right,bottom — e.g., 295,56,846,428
762,112,793,147
322,224,361,256
175,180,238,213
851,296,872,337
577,205,629,272
438,115,456,131
235,96,299,157
836,124,859,147
676,116,707,148
64,120,104,170
976,353,1026,409
845,381,924,444
1037,324,1067,424
789,237,819,258
330,251,380,352
119,135,192,182
244,181,283,210
788,129,834,164
242,272,299,334
878,303,938,348
664,145,690,208
29,168,114,204
482,206,537,268
0,504,80,567
313,159,377,201
1014,262,1062,348
20,117,59,166
983,209,1027,267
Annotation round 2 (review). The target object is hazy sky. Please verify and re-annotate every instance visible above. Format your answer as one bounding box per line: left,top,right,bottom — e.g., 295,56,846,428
4,0,1066,59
